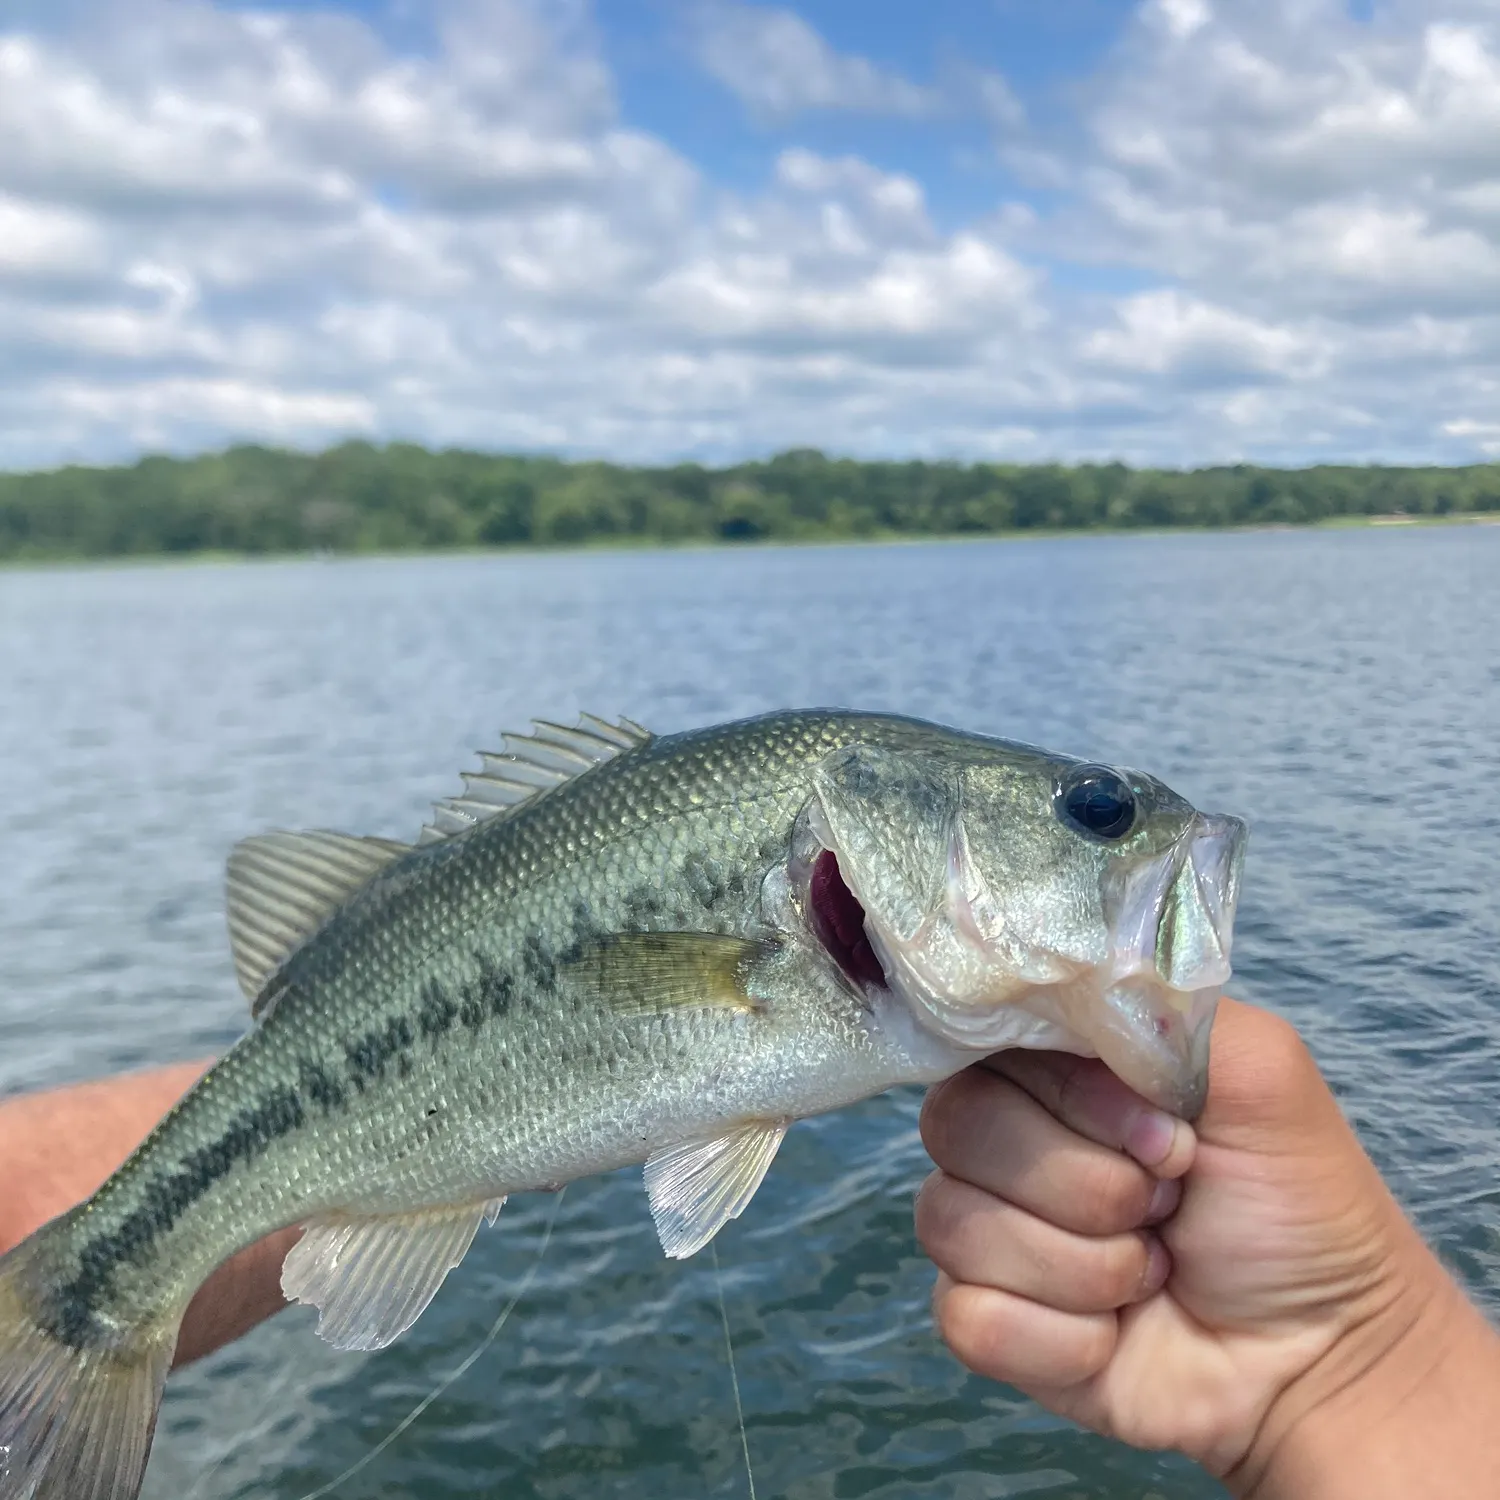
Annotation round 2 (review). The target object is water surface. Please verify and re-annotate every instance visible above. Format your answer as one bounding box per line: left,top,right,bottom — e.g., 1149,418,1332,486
1,529,1497,1498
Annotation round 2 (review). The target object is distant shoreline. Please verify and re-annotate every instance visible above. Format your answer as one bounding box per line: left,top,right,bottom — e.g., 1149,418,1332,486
4,442,1498,566
3,507,1497,574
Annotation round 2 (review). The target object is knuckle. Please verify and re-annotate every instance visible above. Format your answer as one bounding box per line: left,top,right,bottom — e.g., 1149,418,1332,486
919,1069,993,1170
918,1076,961,1163
914,1173,995,1278
935,1286,1006,1376
912,1171,956,1254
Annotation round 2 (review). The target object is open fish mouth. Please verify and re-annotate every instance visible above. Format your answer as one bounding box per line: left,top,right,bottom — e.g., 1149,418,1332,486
798,798,1246,1121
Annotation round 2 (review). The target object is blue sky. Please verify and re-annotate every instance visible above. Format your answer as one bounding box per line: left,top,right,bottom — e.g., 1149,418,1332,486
601,1,1132,212
1,0,1497,469
213,0,1139,225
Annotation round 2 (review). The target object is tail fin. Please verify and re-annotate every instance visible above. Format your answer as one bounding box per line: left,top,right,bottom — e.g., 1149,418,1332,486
0,1233,176,1500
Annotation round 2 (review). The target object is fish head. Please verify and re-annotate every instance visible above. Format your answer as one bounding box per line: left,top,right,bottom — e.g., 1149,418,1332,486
797,739,1246,1119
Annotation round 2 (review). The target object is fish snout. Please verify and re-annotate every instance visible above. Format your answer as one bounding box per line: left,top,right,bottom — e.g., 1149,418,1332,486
1095,812,1245,1120
1153,812,1247,994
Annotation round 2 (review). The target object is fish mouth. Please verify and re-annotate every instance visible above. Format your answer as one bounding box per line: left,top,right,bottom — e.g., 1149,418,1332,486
797,802,1245,1122
807,845,891,994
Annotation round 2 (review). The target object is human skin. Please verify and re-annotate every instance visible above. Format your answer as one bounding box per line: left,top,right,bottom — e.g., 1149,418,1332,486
0,1060,296,1366
917,997,1500,1498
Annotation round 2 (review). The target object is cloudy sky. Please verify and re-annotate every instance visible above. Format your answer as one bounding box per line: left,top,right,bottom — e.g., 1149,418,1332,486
2,0,1498,470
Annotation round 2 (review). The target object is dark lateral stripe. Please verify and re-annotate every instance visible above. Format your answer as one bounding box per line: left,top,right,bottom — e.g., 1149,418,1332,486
52,955,535,1345
345,1014,416,1088
418,979,457,1037
457,956,516,1029
52,1085,306,1346
300,1059,346,1112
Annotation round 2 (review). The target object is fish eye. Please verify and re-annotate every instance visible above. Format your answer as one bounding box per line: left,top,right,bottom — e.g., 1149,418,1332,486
1055,765,1138,842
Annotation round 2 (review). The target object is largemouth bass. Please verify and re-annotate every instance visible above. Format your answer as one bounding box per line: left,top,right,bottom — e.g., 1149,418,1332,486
0,709,1245,1500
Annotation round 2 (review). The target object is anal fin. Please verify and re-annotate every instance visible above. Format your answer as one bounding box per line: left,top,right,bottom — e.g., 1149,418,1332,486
281,1196,506,1352
644,1121,787,1260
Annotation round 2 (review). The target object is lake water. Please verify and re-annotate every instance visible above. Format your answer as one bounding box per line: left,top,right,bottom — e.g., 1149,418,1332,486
1,528,1497,1499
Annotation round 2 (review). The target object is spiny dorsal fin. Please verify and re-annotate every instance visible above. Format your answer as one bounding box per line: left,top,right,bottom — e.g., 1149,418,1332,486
645,1120,788,1259
226,830,411,1013
281,1196,505,1351
566,932,765,1015
418,712,652,846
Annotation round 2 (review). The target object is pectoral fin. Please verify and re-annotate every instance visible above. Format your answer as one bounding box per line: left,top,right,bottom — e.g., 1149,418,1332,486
568,932,768,1015
644,1120,788,1259
281,1197,505,1351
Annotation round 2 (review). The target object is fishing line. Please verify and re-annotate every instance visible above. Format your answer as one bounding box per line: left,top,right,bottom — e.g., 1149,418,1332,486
711,1239,757,1500
290,1187,566,1500
185,1312,310,1500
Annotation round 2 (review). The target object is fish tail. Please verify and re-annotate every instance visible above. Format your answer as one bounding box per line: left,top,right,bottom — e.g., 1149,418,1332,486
0,1227,176,1500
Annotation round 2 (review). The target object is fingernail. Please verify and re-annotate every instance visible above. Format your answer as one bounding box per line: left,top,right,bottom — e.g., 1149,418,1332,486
1125,1108,1179,1168
1145,1176,1181,1224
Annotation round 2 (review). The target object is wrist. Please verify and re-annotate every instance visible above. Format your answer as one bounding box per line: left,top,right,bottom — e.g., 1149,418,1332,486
1232,1241,1500,1500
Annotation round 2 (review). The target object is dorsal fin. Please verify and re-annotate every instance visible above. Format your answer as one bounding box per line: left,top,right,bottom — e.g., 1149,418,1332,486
418,712,652,846
226,830,411,1014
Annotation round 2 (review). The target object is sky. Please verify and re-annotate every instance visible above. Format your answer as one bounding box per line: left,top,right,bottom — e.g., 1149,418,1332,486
1,0,1498,470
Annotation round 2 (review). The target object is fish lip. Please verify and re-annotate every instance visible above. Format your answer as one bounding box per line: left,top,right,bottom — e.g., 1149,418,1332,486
1104,811,1246,993
1090,980,1219,1120
1183,812,1247,977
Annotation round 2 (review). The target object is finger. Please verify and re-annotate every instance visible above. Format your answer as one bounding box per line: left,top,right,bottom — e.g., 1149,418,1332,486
983,1051,1196,1179
932,1271,1118,1391
921,1067,1174,1236
917,1171,1169,1314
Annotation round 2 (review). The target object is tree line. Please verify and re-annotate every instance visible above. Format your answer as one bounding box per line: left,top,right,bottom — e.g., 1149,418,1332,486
1,442,1496,560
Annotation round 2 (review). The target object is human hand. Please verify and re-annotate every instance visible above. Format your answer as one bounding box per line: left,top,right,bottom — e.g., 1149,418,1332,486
0,1061,295,1366
916,998,1500,1497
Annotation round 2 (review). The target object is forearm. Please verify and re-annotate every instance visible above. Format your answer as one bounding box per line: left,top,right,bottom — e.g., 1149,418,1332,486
0,1061,295,1366
1236,1257,1500,1500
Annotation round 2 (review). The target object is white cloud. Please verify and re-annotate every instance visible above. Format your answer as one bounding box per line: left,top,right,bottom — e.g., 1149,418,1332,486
1151,0,1212,43
686,2,936,121
0,0,1067,468
0,0,1499,469
653,208,1036,349
685,4,1025,134
1082,290,1318,379
1443,417,1500,454
0,195,102,276
1018,0,1500,459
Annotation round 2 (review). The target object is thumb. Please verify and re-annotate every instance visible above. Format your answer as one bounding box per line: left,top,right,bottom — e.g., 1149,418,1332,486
1196,998,1352,1159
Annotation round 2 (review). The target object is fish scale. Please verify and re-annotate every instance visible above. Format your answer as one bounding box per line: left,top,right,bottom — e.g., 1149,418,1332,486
0,708,1246,1500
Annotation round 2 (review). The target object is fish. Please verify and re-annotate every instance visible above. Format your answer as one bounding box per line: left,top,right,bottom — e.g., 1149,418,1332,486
0,708,1245,1500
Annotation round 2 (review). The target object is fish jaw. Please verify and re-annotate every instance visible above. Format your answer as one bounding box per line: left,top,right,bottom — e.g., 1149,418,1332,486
1087,979,1219,1120
806,797,1247,1121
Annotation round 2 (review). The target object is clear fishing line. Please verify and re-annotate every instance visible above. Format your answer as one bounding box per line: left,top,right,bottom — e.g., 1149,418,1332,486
184,1311,311,1500
292,1187,566,1500
711,1239,757,1500
190,1192,565,1500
